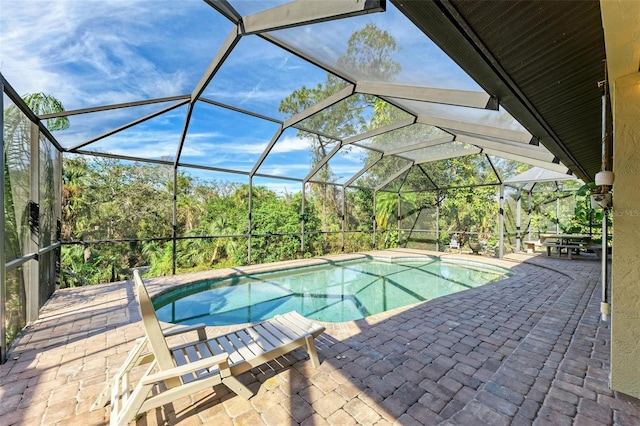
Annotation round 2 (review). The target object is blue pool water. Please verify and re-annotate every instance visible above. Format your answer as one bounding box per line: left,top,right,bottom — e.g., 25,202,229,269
153,257,512,325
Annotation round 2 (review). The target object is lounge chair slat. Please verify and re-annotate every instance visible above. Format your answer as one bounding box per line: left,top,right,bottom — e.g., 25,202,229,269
244,326,276,352
184,345,209,379
261,321,296,343
274,314,310,337
268,317,304,340
172,349,196,384
215,336,244,365
184,345,201,362
172,348,188,367
252,324,284,348
206,340,225,356
235,329,268,356
226,332,256,362
278,312,323,336
196,342,212,358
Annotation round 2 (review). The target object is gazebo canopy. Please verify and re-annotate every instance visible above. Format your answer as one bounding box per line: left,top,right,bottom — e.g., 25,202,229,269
504,167,583,192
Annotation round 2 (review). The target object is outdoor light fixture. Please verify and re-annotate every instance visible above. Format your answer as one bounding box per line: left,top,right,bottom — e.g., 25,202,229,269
595,170,614,187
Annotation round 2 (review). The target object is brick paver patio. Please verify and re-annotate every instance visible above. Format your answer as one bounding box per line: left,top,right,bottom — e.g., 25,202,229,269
1,249,639,425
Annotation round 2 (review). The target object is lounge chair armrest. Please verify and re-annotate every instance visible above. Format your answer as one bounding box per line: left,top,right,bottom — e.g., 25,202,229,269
141,353,230,385
163,323,207,341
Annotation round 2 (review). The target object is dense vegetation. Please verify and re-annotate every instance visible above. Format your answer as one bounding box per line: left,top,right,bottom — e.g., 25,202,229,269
60,155,383,286
6,23,597,290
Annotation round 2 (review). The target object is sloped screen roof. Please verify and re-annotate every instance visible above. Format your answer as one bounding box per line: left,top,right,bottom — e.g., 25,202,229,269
1,0,572,193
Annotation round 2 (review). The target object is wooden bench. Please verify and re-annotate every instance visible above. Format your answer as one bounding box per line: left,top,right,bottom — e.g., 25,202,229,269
523,240,540,253
586,244,603,259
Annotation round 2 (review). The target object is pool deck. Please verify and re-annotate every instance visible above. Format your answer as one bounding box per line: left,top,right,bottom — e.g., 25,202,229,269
1,249,639,425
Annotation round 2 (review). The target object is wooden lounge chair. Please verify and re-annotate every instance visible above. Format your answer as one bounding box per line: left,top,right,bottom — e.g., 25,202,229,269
92,270,325,426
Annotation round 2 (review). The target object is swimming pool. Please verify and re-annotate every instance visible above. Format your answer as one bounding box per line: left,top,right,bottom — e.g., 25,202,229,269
153,257,513,325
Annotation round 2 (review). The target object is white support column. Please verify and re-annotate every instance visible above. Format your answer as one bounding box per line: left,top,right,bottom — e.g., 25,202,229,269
341,186,346,253
172,168,177,275
498,184,505,258
556,189,561,234
397,193,401,247
516,188,522,252
436,191,440,252
372,191,377,249
248,176,253,265
300,183,305,256
527,190,532,241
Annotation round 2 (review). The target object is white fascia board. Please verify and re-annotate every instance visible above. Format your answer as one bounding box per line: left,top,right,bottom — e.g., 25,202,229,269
356,81,494,110
243,0,385,35
456,134,555,162
417,114,531,144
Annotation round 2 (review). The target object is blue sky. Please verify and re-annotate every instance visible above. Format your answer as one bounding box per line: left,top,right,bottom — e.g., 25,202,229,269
1,0,519,194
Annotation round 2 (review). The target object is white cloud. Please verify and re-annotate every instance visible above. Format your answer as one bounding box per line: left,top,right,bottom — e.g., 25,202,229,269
1,0,201,108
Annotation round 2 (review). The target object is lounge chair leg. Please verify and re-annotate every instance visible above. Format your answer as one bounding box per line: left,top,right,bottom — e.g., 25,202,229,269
304,335,321,368
222,376,253,400
91,337,150,411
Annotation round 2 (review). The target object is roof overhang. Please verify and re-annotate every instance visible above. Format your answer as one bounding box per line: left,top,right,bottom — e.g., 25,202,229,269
392,0,609,182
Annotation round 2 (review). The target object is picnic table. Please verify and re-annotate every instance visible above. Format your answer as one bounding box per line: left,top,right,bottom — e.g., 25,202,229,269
539,234,593,259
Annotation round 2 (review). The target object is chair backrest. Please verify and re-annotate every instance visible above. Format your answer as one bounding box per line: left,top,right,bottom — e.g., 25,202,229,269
450,238,459,247
133,270,176,373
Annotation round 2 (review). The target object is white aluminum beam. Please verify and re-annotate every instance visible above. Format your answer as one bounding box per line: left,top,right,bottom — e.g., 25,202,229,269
261,33,347,83
344,153,384,187
203,0,242,24
242,0,385,35
356,81,496,110
191,29,241,101
304,143,342,183
39,95,190,119
413,147,482,165
68,99,189,151
250,126,284,176
481,148,570,173
176,28,241,166
283,84,354,128
456,134,555,162
375,162,414,191
383,136,454,156
417,114,532,144
342,116,416,146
